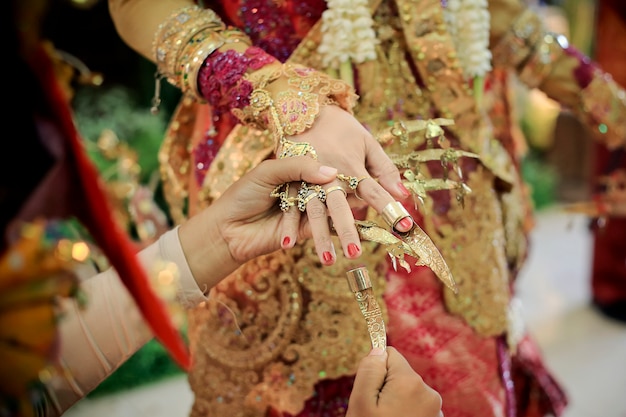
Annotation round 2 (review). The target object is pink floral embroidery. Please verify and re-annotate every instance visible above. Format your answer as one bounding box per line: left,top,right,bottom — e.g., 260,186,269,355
197,46,276,115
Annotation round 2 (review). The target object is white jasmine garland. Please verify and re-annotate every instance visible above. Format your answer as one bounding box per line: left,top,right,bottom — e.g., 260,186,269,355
318,0,378,70
443,0,492,80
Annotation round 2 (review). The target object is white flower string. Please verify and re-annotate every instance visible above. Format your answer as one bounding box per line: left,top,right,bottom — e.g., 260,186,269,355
442,0,492,103
317,0,491,99
318,0,378,86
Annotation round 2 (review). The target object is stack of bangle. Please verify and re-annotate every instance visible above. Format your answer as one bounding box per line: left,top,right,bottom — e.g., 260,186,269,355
518,32,567,89
152,5,251,98
491,8,544,71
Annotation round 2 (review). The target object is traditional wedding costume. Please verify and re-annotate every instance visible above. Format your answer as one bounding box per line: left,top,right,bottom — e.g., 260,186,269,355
116,0,626,416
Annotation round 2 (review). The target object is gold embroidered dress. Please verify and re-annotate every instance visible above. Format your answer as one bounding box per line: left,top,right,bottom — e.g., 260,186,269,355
146,0,626,416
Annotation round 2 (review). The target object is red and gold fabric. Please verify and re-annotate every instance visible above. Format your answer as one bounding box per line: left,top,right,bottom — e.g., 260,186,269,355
120,0,626,416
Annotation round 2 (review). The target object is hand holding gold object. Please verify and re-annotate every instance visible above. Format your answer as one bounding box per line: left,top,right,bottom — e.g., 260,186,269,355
346,267,386,350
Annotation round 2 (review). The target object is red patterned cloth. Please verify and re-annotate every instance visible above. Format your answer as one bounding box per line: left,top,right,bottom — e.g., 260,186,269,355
278,261,567,417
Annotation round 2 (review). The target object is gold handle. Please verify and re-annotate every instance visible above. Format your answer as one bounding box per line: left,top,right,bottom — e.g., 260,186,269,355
346,267,386,350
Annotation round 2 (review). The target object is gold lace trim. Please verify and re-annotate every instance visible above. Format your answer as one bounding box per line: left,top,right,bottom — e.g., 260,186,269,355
432,166,511,336
231,64,358,150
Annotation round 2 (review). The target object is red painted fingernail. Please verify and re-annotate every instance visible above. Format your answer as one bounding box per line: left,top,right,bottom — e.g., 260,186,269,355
347,243,360,257
282,236,291,247
398,182,411,197
398,217,413,230
323,251,334,263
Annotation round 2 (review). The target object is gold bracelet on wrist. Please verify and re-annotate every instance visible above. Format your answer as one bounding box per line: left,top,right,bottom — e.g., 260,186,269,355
180,30,226,97
181,30,253,98
518,32,567,89
491,8,544,70
152,5,226,87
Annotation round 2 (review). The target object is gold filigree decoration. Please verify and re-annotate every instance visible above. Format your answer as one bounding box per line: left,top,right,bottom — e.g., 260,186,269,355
232,64,358,151
275,89,321,136
429,166,511,337
352,220,456,293
375,117,479,213
277,139,318,160
346,267,387,350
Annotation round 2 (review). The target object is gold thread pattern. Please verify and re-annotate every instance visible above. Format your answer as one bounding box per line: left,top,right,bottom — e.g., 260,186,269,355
231,64,358,149
187,240,389,417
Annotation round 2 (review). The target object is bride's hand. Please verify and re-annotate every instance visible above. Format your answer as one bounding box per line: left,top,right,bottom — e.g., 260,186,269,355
278,105,413,264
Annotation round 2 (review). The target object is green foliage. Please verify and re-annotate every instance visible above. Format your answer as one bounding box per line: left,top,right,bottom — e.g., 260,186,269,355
521,150,559,210
72,86,166,184
87,338,185,398
71,85,184,396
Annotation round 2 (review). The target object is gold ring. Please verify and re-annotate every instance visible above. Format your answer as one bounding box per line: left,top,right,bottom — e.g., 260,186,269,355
270,183,297,212
354,177,372,201
312,184,327,203
381,201,412,230
324,185,348,198
278,139,318,160
298,191,319,211
337,174,370,190
297,182,320,211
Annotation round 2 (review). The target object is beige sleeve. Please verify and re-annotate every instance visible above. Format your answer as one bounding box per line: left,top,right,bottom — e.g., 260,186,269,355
43,228,207,416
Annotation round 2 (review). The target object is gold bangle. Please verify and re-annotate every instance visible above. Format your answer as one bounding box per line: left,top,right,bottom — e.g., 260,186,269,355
179,29,253,98
152,6,225,87
491,8,544,69
181,31,226,97
518,32,565,89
